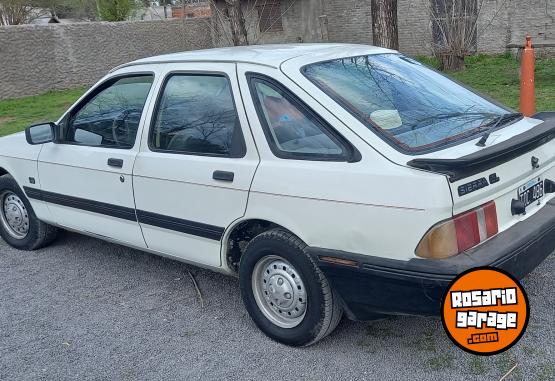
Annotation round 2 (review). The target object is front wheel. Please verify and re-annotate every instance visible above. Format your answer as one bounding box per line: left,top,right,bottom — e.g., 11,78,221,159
239,229,342,346
0,175,58,250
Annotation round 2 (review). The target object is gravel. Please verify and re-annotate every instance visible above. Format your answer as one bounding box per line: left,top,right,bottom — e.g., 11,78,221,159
1,231,554,381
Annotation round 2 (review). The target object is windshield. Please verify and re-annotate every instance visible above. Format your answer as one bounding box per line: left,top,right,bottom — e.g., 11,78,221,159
302,54,509,153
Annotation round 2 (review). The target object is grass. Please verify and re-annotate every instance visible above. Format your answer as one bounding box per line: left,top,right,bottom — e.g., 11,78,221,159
416,53,555,111
0,87,86,137
0,54,554,138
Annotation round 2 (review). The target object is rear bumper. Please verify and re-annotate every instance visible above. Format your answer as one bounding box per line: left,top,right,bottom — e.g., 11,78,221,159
308,200,555,320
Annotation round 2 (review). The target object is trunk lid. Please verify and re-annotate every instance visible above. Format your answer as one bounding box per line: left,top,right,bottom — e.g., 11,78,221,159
408,113,555,233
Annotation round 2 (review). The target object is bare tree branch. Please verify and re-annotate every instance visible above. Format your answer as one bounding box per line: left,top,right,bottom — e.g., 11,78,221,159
428,0,507,70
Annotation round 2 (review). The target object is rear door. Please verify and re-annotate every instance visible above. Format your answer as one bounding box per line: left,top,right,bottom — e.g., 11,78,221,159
132,63,259,267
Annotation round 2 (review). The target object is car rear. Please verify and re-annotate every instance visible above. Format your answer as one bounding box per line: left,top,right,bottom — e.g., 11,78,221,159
297,50,555,319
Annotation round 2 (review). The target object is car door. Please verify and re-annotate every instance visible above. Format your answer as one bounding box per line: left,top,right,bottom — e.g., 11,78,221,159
133,63,259,267
36,72,158,247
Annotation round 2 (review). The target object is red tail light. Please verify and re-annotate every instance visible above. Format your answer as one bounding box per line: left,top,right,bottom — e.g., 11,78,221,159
416,201,498,259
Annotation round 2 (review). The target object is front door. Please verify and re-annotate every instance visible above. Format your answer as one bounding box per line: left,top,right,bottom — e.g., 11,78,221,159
133,63,259,267
36,73,156,247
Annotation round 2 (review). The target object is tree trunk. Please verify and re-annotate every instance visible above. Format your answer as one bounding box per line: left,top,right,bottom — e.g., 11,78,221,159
371,0,399,50
225,0,248,46
439,54,466,71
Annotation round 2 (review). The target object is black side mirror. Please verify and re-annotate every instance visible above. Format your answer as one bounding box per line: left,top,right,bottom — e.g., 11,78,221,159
25,122,57,145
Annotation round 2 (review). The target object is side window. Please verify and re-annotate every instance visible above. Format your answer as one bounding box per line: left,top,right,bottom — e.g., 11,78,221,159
150,74,246,157
248,75,351,161
65,75,154,149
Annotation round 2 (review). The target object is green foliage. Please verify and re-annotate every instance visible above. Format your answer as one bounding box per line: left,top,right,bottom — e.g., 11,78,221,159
96,0,137,21
416,54,555,111
0,88,85,137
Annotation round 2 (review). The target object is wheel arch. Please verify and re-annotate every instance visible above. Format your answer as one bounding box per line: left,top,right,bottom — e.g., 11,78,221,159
223,218,305,273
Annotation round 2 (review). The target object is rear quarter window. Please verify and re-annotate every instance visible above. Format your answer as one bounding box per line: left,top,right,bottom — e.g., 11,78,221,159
247,74,358,162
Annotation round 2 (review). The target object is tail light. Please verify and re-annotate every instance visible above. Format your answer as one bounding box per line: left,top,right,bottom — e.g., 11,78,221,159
416,201,498,259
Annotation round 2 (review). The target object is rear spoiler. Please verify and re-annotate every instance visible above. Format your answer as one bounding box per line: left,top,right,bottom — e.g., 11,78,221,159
407,112,555,182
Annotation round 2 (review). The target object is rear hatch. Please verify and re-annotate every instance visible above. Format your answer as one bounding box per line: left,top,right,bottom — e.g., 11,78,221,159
408,112,555,233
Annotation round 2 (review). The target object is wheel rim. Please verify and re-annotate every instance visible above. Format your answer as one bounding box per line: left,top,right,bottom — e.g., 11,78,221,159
251,255,307,329
0,191,30,239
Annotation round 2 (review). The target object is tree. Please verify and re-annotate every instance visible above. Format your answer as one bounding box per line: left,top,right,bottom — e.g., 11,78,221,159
429,0,507,71
0,0,98,25
158,0,171,18
371,0,399,50
97,0,137,21
207,0,298,46
224,0,248,46
0,0,40,25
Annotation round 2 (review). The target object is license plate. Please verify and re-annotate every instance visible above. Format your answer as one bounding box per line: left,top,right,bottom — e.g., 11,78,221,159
518,178,544,207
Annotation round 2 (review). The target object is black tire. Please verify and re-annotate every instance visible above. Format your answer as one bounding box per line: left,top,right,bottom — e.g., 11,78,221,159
239,228,342,346
0,175,58,250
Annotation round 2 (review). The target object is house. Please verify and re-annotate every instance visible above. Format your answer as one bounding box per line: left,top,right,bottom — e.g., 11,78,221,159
172,0,212,19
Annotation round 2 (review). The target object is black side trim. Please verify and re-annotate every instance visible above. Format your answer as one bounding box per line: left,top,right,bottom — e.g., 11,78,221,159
407,112,555,182
24,187,226,241
24,187,137,221
136,210,224,241
23,186,43,201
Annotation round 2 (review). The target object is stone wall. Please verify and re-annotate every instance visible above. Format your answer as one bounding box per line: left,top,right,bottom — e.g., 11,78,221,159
0,19,212,100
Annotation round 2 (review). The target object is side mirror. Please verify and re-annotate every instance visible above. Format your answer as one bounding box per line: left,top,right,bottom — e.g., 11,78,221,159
25,122,57,145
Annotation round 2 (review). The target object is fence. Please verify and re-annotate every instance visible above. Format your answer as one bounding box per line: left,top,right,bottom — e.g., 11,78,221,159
0,19,213,100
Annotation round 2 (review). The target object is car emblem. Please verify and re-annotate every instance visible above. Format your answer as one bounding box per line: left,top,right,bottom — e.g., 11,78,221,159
531,156,540,169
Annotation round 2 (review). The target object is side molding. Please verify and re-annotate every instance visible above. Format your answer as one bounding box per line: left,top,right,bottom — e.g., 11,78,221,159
23,187,224,241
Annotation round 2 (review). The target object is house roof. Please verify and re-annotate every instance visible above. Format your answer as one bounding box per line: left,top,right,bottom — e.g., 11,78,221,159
112,43,393,71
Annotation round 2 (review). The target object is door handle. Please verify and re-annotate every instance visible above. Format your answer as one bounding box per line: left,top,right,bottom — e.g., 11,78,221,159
213,170,234,182
107,158,123,168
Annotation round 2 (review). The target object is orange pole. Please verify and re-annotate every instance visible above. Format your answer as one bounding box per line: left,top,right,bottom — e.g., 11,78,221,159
520,35,536,116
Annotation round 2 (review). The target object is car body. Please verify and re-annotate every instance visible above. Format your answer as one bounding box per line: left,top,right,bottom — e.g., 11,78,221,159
1,44,554,346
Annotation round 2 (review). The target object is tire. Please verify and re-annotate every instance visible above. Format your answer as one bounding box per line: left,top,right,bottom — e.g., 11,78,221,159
0,175,58,250
239,228,342,346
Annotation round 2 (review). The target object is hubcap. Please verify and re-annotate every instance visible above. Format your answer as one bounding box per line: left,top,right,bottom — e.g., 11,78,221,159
252,255,307,328
0,191,29,239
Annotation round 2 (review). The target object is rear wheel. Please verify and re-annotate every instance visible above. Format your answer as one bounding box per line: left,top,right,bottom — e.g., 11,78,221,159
239,229,342,346
0,175,57,250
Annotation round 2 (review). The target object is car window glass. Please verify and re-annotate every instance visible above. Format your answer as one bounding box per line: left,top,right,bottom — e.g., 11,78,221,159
66,75,153,148
303,54,508,153
251,79,345,157
151,74,245,157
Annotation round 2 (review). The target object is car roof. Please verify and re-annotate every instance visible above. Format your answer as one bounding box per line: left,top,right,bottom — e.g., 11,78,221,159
112,43,393,71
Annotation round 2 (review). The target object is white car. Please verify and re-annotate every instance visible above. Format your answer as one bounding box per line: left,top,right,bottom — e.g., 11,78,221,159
1,44,554,346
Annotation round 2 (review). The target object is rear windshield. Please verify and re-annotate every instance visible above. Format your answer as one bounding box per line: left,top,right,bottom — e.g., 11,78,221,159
302,54,509,153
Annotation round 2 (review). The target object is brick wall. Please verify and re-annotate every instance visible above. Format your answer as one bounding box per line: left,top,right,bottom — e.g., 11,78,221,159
171,4,212,19
506,0,555,55
321,0,554,56
398,0,432,56
0,19,212,100
323,0,373,44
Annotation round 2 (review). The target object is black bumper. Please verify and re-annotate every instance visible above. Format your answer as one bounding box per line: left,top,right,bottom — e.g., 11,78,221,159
308,201,555,321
